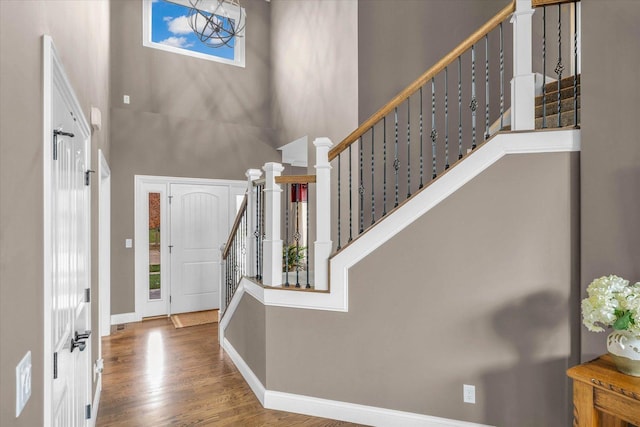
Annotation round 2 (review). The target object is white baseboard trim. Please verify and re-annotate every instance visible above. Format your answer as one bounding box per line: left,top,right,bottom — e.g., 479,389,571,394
89,374,102,427
222,337,266,406
265,390,491,427
110,312,140,325
221,331,489,427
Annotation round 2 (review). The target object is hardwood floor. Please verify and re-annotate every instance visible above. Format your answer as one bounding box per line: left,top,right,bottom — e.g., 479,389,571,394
97,318,360,426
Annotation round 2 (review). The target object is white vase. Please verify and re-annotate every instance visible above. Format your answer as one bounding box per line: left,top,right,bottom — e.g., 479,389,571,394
607,330,640,376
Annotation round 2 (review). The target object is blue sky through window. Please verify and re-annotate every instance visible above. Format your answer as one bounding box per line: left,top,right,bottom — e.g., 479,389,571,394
151,0,235,60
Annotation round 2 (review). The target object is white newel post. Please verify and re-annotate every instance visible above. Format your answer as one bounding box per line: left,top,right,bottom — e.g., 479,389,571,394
245,168,262,278
510,0,535,131
313,137,333,291
262,162,284,286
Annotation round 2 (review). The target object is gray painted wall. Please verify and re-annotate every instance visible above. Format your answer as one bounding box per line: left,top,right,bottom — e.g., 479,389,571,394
224,292,267,385
580,0,640,360
109,0,279,314
0,1,110,425
270,0,359,156
226,152,579,425
358,0,511,123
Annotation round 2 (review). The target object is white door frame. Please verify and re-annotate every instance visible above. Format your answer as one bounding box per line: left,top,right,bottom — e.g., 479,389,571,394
99,150,111,338
43,35,93,425
134,175,245,320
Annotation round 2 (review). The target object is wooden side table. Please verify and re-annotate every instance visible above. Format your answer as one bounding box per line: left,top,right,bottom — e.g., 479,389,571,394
567,354,640,426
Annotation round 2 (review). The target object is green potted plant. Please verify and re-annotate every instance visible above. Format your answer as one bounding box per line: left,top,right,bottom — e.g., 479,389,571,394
283,244,306,272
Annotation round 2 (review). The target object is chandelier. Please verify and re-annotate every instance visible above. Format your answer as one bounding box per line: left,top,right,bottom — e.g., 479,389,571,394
187,0,246,48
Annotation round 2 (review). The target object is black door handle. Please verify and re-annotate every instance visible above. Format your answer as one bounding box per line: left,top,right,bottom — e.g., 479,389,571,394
70,330,91,352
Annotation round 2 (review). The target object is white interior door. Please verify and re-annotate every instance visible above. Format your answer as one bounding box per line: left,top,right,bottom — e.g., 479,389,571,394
170,184,228,314
49,52,92,426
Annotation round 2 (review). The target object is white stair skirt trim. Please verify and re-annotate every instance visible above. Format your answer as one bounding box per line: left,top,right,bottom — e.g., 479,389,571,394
221,130,580,314
330,129,580,303
110,312,141,325
222,337,266,406
88,374,102,427
265,391,492,427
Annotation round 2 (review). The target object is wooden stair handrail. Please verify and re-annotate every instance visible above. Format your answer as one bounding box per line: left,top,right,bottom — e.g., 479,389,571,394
274,175,317,184
222,194,247,260
532,0,577,7
328,0,516,161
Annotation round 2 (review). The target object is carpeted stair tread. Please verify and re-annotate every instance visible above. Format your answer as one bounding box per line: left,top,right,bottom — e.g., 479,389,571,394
543,74,581,93
536,110,580,129
535,96,580,118
536,85,580,106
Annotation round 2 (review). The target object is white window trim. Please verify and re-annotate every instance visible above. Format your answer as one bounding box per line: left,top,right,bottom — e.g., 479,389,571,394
142,0,246,68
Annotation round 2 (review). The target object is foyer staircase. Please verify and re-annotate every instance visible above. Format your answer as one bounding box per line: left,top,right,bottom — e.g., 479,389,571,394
536,74,581,129
220,0,583,312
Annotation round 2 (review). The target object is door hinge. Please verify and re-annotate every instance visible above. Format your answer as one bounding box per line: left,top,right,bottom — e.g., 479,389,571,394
170,295,172,303
169,245,173,254
52,129,74,161
168,195,173,204
84,288,91,303
85,404,91,420
53,352,58,379
84,170,95,186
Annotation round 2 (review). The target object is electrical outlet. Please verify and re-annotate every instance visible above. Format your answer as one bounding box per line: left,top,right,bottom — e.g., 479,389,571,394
16,351,32,417
123,95,130,104
463,384,476,404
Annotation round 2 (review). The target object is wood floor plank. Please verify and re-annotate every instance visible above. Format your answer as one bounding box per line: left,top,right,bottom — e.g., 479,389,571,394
97,318,362,426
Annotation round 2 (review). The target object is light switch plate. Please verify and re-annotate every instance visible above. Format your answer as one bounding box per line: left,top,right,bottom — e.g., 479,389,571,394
125,238,133,248
16,351,32,417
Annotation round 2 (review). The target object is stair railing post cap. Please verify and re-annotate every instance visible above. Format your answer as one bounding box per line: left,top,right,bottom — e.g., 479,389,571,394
263,162,285,173
313,137,333,148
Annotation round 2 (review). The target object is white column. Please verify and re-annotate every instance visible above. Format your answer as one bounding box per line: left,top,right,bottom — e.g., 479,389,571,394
245,168,262,278
510,0,536,131
313,137,333,291
262,162,284,286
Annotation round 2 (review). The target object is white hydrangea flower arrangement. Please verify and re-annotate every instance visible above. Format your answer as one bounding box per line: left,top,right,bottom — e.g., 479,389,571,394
581,275,640,335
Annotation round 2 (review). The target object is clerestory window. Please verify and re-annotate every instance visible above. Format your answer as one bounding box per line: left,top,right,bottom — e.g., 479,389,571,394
142,0,245,67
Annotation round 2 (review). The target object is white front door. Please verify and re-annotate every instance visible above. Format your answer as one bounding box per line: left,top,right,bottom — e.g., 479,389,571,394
47,37,92,426
169,184,228,314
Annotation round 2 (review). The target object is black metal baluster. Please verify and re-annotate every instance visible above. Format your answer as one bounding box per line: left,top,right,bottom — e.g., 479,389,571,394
542,6,547,129
394,106,399,207
573,2,578,127
242,212,246,279
407,99,411,197
295,186,300,288
337,154,341,251
500,23,504,130
284,183,290,286
383,117,387,216
371,126,376,224
419,86,424,189
431,78,437,179
458,56,463,159
359,136,364,234
556,4,564,128
255,185,261,280
305,184,310,288
471,44,477,149
485,34,490,140
348,145,353,242
445,67,450,170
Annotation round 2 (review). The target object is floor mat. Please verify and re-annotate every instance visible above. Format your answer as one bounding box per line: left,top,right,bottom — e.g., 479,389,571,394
171,310,218,328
